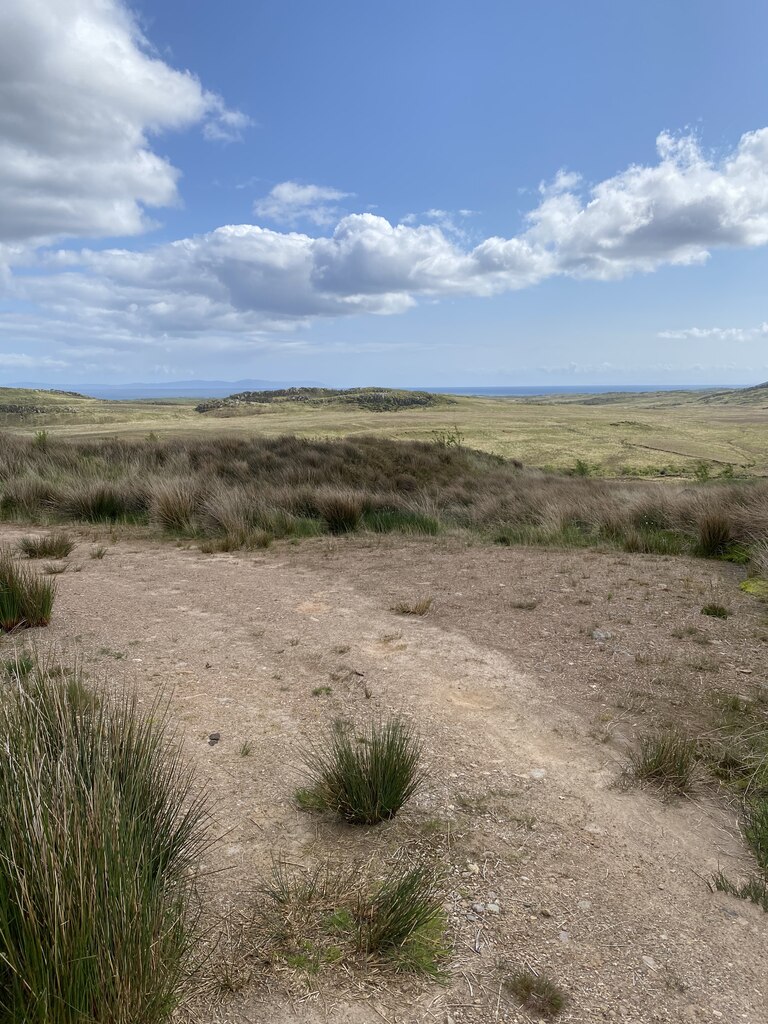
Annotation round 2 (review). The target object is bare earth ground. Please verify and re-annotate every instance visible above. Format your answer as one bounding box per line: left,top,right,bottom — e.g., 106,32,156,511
3,526,767,1024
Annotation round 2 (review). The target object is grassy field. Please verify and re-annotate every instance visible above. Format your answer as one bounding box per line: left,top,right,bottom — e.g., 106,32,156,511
3,384,767,476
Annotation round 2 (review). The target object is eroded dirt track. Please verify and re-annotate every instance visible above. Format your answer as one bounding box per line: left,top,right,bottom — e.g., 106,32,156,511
4,528,767,1024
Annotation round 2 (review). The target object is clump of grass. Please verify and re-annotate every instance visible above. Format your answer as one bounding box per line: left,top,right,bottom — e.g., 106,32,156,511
622,528,686,556
504,968,568,1016
315,490,367,534
358,860,446,971
41,561,68,575
710,870,768,912
695,513,732,557
238,740,253,757
510,599,538,610
312,685,332,696
255,855,447,976
362,509,440,535
90,544,107,559
391,596,433,616
744,798,768,874
701,603,730,619
627,729,697,793
1,651,35,680
0,657,210,1022
0,549,56,630
300,717,423,825
18,533,74,559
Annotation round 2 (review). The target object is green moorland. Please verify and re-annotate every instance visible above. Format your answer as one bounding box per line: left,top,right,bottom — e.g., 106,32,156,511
2,383,767,476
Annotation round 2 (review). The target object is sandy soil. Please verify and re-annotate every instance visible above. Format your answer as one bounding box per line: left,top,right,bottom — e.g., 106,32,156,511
3,526,767,1024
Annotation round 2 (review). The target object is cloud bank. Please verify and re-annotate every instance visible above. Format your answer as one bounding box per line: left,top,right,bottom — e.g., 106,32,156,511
0,0,247,245
2,0,768,366
8,125,768,349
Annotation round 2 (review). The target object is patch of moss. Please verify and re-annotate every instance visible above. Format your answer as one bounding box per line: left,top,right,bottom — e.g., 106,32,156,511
740,578,768,599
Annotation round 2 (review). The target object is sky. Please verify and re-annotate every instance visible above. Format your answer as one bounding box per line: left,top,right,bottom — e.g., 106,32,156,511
1,0,768,389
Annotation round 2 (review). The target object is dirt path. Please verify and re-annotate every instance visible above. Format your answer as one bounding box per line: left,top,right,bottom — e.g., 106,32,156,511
3,527,766,1023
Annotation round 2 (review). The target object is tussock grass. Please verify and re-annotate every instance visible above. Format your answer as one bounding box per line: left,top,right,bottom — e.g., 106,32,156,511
504,968,568,1016
300,717,423,825
0,432,766,560
18,532,74,559
255,854,447,975
359,861,446,971
0,656,210,1022
696,513,733,557
628,729,697,793
0,549,55,630
701,603,730,619
392,596,433,616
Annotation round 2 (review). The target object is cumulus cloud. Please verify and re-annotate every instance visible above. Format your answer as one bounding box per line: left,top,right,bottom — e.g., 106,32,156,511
659,323,768,342
253,182,354,227
6,126,768,357
0,0,248,244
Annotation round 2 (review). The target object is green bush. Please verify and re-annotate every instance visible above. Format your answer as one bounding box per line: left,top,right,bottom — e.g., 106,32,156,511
0,550,55,630
301,717,423,825
0,659,209,1023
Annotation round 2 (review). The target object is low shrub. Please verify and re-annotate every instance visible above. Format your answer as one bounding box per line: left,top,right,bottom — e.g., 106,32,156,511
300,717,423,825
0,550,55,630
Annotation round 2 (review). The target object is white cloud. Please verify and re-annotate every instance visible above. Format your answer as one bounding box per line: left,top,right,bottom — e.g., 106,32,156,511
253,182,354,227
0,353,67,368
0,0,247,244
6,126,768,357
659,322,768,342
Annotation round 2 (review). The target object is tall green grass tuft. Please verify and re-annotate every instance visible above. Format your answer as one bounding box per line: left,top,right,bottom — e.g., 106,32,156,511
0,549,55,630
359,860,446,972
301,717,423,824
0,658,210,1023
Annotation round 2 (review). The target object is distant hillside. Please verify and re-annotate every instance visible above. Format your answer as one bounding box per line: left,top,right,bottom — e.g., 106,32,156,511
195,387,456,414
694,381,768,406
0,387,94,422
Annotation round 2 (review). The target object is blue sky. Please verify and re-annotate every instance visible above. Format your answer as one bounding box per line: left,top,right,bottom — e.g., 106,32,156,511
1,0,767,387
